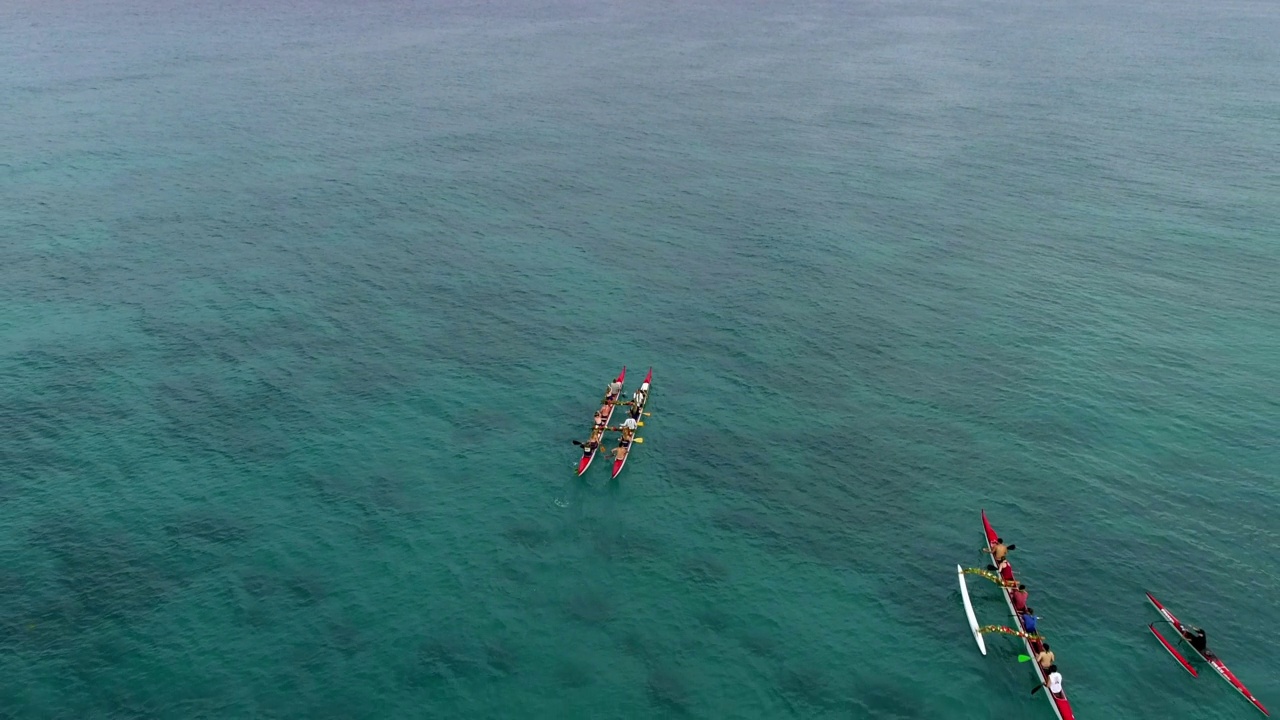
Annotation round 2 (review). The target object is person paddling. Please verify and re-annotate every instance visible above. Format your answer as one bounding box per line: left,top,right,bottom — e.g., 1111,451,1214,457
605,378,623,402
1041,664,1063,696
983,536,1016,563
1182,625,1211,656
576,439,599,458
1020,607,1038,636
1035,643,1056,670
1011,584,1029,612
992,557,1014,583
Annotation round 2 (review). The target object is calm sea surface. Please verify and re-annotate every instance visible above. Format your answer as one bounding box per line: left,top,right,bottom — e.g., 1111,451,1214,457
2,0,1278,717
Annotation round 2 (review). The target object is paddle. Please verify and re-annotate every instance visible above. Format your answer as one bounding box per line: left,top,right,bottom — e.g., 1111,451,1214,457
1017,654,1032,663
1031,683,1044,696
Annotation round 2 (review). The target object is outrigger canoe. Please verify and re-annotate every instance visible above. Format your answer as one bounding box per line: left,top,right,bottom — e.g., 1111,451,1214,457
1147,592,1269,716
980,511,1075,720
576,366,624,476
611,367,651,479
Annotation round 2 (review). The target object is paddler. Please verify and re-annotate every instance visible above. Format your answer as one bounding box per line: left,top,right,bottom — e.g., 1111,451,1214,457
605,377,623,402
1011,583,1029,612
1182,626,1211,656
992,557,1015,583
628,391,645,420
580,439,599,458
610,444,628,462
1020,607,1038,636
593,410,607,428
620,416,638,433
983,536,1016,564
1043,664,1063,696
1035,643,1056,671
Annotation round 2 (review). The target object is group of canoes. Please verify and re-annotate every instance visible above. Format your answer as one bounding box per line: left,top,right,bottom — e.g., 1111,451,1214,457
574,366,652,479
959,510,1269,718
568,373,1270,718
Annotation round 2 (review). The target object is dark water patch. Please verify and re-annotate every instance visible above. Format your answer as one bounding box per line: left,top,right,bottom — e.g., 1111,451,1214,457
646,666,690,713
495,558,534,585
289,637,335,676
680,555,729,585
555,660,593,689
448,404,517,448
503,520,552,549
484,637,519,676
163,512,249,545
661,428,764,493
0,476,21,504
587,526,663,563
849,678,927,719
619,630,658,665
564,590,615,626
417,633,486,681
364,473,424,515
238,571,327,609
136,297,340,371
876,569,949,636
303,471,421,518
710,473,917,569
326,620,368,658
0,573,73,654
740,629,780,659
31,519,183,631
776,664,834,711
285,574,328,606
693,606,730,634
712,508,785,545
241,572,277,599
150,373,298,464
239,604,275,629
305,473,365,509
0,348,138,471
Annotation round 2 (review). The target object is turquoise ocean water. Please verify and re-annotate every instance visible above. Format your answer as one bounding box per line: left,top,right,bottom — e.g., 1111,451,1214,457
2,0,1278,717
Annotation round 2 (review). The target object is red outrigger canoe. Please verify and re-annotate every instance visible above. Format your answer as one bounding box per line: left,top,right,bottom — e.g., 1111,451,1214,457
982,511,1075,720
1147,592,1269,716
576,367,624,476
611,368,651,479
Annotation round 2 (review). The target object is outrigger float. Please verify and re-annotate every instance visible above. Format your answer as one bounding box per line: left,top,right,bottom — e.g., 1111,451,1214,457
957,511,1075,720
